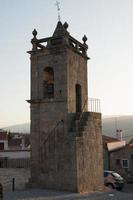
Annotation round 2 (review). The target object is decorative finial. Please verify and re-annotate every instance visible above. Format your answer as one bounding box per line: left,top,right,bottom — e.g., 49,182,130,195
63,22,69,30
55,1,61,21
82,35,87,44
32,29,37,38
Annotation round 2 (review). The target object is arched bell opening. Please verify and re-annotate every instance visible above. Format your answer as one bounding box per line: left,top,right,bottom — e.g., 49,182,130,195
43,67,54,98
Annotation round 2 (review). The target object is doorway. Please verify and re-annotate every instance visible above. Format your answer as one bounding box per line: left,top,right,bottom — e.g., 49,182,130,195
76,84,82,113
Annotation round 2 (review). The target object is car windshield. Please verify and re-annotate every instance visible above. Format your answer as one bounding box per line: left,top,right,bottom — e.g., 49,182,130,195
112,172,122,178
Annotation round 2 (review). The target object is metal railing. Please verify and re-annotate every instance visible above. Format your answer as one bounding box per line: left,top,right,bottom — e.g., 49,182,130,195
39,98,101,157
75,98,101,134
88,98,101,113
78,97,101,121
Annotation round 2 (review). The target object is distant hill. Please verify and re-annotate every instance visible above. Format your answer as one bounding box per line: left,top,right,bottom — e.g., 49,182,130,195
102,115,133,142
2,116,133,142
2,123,30,133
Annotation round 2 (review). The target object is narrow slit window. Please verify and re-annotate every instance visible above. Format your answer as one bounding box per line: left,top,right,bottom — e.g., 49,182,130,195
122,159,129,168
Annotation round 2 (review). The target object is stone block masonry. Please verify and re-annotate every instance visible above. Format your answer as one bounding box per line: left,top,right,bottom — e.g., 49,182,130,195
27,21,104,193
0,168,30,191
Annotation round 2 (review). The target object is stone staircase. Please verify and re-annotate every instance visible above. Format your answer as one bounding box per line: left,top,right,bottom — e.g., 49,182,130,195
40,112,90,154
40,120,64,161
40,111,100,162
70,112,91,136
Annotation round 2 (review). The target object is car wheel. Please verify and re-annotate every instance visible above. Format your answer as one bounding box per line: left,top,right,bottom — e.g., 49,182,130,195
107,183,114,189
116,187,123,191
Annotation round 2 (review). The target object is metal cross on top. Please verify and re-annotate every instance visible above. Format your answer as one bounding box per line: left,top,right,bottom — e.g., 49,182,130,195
55,1,61,21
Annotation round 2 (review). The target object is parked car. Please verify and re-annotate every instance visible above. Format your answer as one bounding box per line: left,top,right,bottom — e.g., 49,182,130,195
104,170,125,190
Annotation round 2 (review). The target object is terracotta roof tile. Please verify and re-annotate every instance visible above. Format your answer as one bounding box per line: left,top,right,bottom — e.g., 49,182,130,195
102,135,119,144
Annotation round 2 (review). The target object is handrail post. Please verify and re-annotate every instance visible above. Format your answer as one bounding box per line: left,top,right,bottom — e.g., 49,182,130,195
0,183,3,200
12,178,15,192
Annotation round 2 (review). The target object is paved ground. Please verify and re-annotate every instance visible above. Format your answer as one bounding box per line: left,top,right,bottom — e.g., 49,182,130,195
0,168,30,191
1,169,132,199
3,184,133,200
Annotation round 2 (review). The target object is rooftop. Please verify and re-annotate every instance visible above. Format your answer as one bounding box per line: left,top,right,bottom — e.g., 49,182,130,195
28,21,89,59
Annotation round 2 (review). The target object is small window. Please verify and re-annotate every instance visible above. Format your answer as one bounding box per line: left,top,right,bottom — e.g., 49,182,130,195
122,159,129,168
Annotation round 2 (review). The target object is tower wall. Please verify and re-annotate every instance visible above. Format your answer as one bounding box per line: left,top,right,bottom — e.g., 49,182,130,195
76,112,104,192
30,48,69,184
67,49,88,113
28,21,104,193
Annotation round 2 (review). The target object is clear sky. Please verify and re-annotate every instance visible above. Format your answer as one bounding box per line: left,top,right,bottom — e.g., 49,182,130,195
0,0,133,127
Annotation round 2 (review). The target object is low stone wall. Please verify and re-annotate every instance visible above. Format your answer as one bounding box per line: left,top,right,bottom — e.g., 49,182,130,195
0,168,30,191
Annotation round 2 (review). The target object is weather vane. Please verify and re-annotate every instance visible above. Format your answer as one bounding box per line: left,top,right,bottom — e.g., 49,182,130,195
55,1,61,21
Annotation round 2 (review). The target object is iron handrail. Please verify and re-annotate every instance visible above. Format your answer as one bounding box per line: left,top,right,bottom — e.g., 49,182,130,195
39,120,64,159
76,97,101,132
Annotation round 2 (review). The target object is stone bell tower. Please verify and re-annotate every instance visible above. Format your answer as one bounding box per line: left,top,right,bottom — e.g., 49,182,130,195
27,21,104,193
